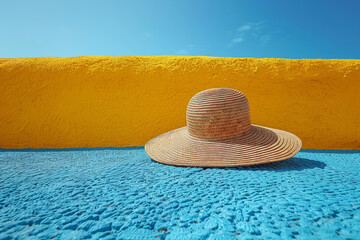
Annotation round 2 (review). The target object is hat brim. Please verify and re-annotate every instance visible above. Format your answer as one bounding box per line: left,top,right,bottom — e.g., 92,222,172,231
145,125,302,167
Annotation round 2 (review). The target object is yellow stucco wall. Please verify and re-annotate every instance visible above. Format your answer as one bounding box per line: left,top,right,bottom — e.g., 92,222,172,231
0,56,359,149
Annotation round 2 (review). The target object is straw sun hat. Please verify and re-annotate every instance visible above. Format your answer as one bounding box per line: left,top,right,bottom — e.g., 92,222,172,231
145,88,302,167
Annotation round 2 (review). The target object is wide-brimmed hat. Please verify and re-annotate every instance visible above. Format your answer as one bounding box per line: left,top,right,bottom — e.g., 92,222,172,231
145,88,302,167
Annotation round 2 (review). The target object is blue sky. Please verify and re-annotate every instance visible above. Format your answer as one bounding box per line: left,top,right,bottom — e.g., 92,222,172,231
1,0,359,59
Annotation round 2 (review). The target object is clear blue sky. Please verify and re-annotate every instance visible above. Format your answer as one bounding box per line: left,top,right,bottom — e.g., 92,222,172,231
1,0,359,59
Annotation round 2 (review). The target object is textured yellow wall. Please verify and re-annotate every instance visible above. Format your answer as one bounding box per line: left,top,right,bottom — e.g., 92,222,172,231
0,56,359,149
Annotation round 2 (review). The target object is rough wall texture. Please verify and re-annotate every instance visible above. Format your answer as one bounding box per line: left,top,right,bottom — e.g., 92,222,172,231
0,56,359,149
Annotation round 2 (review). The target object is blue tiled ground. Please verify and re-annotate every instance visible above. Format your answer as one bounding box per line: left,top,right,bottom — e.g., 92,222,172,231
0,148,360,240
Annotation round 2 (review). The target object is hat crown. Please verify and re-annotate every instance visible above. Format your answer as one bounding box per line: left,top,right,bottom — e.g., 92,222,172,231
186,88,252,140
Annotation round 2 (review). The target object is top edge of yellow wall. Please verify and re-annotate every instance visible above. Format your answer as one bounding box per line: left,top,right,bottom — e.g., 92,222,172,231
1,55,360,61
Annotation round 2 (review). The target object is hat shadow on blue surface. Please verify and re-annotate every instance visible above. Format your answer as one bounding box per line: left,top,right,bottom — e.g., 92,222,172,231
226,157,327,172
150,157,326,172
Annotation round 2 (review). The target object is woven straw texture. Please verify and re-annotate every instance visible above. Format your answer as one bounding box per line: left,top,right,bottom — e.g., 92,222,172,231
145,88,302,167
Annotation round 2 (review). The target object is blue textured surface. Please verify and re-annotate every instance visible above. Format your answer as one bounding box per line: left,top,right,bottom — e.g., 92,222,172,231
0,148,360,240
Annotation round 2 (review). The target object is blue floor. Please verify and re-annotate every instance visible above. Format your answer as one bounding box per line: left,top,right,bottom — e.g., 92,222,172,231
0,148,360,240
